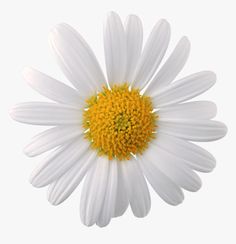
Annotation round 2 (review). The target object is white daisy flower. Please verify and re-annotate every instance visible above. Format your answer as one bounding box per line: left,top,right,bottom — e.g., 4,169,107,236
10,11,227,227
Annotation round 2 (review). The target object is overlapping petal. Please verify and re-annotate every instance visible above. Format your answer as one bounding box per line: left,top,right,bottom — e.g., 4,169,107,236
132,19,170,89
49,23,106,96
145,36,190,94
104,11,127,85
48,151,96,205
10,102,82,126
124,14,143,83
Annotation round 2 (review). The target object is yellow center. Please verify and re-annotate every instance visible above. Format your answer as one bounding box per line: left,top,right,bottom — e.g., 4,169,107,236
83,84,157,160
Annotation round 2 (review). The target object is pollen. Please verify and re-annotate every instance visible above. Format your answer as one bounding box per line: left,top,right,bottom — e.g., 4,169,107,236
83,84,157,160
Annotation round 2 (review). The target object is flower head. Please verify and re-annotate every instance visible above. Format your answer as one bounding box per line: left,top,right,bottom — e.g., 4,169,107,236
10,11,227,227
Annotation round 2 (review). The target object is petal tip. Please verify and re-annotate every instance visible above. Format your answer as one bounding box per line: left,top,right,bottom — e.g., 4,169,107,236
221,123,228,137
81,218,95,227
181,36,191,47
48,23,68,42
205,71,217,83
29,178,42,188
22,66,33,80
159,18,170,28
170,198,184,206
50,22,68,32
9,106,17,121
96,220,111,228
107,11,119,18
23,146,35,157
207,162,216,172
167,190,185,206
186,176,202,192
48,195,60,206
127,14,139,21
134,210,150,218
29,173,45,188
47,189,66,206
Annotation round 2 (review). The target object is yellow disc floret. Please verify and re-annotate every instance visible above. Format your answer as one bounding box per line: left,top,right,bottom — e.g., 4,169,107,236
83,84,157,160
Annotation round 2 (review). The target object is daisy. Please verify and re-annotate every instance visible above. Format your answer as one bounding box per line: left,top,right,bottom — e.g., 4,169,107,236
10,11,227,227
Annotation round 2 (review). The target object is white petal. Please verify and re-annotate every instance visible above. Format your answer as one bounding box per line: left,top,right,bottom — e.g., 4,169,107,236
48,151,96,205
154,133,216,172
24,125,83,157
49,23,106,96
10,102,82,126
124,15,143,83
158,118,227,141
132,19,170,89
121,159,150,218
138,157,184,205
152,71,216,108
80,157,109,226
96,160,118,227
23,67,83,107
30,138,89,187
158,101,217,120
104,11,127,85
113,162,129,217
144,143,202,192
145,36,190,94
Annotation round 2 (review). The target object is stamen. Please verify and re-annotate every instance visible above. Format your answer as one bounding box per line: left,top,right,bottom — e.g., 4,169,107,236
83,84,157,160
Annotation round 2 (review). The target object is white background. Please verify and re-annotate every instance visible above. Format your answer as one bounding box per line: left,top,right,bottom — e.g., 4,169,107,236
0,0,235,243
